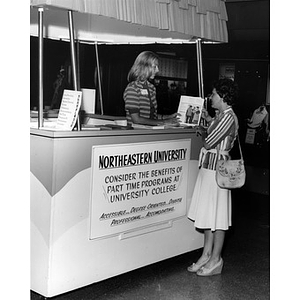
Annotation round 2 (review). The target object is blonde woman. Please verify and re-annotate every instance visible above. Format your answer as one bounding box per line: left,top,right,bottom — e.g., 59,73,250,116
123,51,179,127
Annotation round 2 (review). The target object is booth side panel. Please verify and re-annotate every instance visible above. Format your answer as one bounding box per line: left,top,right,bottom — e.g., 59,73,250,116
31,132,204,297
30,135,55,295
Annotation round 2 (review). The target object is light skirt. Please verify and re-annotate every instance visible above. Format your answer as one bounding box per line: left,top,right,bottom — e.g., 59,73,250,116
187,168,232,231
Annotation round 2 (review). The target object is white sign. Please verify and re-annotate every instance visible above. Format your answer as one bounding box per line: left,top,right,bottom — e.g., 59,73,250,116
89,139,191,239
81,88,95,114
56,89,82,130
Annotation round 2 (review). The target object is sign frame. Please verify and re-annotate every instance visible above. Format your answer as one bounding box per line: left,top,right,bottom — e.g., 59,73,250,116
89,139,191,240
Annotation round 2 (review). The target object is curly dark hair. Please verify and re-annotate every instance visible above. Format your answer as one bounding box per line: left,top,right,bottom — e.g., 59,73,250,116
212,78,239,106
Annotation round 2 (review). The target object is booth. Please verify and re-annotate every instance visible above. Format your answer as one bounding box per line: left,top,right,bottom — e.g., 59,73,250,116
30,0,229,297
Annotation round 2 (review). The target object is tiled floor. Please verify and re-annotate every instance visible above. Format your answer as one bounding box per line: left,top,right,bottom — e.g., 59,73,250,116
31,190,270,300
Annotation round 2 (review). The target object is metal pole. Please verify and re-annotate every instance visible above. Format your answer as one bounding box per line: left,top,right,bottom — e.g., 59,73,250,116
94,42,104,115
67,10,81,130
38,8,44,128
76,40,81,91
196,39,204,98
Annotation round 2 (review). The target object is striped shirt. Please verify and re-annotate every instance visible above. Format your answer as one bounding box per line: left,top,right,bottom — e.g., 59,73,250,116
123,80,158,126
199,107,238,170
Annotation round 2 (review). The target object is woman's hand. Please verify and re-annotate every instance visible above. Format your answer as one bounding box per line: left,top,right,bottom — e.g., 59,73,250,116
201,108,211,121
163,112,181,125
171,112,181,119
196,125,207,137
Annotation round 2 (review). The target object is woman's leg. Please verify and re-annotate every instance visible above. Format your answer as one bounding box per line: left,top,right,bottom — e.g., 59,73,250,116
188,229,213,271
202,230,214,257
204,230,225,268
195,229,214,264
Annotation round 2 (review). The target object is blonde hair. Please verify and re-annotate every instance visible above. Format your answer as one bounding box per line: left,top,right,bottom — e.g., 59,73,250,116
127,51,159,82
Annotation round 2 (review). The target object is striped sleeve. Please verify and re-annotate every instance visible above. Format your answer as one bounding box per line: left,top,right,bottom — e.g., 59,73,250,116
124,84,140,114
205,113,235,148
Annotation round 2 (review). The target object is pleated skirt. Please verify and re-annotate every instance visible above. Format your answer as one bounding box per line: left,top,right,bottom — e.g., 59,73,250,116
187,168,232,231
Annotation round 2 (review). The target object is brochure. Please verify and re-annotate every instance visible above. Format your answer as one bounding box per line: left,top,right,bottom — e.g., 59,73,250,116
177,95,205,126
56,90,82,130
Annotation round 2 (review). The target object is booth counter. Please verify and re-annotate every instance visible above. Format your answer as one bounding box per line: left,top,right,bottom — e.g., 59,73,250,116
30,0,229,297
31,127,203,297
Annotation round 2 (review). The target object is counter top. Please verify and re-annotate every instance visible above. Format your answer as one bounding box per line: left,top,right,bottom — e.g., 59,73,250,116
30,126,197,138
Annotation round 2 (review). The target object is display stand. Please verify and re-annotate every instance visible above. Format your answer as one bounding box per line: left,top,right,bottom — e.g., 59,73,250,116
30,1,229,297
31,128,203,297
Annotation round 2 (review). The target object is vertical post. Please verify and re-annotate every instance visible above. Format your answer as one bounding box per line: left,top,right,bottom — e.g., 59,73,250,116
94,42,104,115
196,39,204,98
76,40,81,91
67,10,81,130
38,8,44,128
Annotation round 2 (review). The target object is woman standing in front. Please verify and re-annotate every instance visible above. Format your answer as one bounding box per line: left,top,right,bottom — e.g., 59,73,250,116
187,78,239,276
123,51,179,127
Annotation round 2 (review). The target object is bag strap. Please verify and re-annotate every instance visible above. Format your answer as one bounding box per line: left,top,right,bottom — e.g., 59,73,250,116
236,134,244,160
215,109,243,160
217,134,243,160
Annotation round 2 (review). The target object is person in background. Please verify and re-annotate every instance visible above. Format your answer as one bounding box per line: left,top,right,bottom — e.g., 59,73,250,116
247,103,269,131
187,78,239,276
123,51,180,127
247,103,269,144
50,66,66,109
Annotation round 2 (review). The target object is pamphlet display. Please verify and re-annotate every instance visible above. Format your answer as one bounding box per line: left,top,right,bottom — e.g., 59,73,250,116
56,90,82,130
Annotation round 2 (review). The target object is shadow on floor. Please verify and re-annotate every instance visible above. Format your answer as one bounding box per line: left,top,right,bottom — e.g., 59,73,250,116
31,190,270,300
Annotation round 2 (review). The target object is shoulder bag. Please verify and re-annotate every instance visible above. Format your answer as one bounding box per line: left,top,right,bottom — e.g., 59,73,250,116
215,135,246,189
